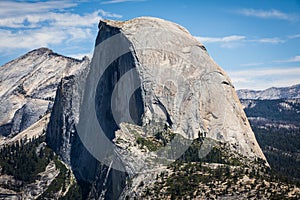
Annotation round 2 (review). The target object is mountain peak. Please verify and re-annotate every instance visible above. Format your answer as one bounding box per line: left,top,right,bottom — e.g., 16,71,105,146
237,84,300,100
101,16,191,36
0,17,281,199
30,47,53,54
0,46,90,137
87,17,266,163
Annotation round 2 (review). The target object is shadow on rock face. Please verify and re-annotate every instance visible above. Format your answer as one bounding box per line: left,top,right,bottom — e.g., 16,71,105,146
95,51,144,140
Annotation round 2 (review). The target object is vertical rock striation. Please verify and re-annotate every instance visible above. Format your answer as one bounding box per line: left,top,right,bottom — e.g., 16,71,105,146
0,16,269,199
91,17,266,161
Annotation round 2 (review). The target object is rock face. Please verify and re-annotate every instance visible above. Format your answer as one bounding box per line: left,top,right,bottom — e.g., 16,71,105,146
88,17,265,160
0,48,89,138
0,17,270,199
66,16,267,198
237,84,300,100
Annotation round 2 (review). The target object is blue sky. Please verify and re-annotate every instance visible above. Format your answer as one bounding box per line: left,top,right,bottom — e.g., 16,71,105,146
0,0,300,90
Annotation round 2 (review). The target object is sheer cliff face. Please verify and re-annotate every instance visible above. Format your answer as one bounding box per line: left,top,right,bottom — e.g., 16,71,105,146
42,17,267,199
90,17,265,160
0,16,269,199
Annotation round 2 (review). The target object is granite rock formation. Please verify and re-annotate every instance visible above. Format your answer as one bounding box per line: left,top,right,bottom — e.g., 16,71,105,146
88,17,266,160
0,17,272,199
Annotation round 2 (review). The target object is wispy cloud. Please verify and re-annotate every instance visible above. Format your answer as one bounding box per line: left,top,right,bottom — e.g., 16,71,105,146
288,34,300,39
195,35,246,43
238,9,295,21
251,37,285,44
102,0,146,4
240,62,264,67
195,35,286,48
274,55,300,63
98,10,123,18
0,10,122,28
0,27,92,50
195,35,246,48
231,67,300,77
229,67,300,90
0,0,122,55
0,1,77,17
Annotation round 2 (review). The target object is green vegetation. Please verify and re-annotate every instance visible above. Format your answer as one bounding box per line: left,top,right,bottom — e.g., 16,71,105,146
38,159,71,199
136,137,158,151
0,135,84,199
242,98,300,182
201,147,227,164
154,129,176,145
59,182,82,200
165,163,238,197
243,99,300,123
0,136,53,185
136,125,176,151
138,134,300,199
144,156,299,199
177,138,243,166
254,126,300,182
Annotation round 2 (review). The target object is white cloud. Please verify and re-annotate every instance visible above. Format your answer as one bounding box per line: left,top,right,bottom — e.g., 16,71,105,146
238,9,295,21
98,10,123,18
102,0,146,4
0,29,65,50
0,1,77,17
228,67,300,90
0,10,122,28
0,0,125,66
230,67,300,77
195,35,246,43
0,10,97,51
0,27,92,51
251,37,284,44
274,55,300,63
195,35,286,48
240,62,264,67
288,34,300,39
0,0,122,55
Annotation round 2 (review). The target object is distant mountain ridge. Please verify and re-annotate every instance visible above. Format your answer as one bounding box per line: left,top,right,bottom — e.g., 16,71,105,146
237,84,300,100
238,83,300,183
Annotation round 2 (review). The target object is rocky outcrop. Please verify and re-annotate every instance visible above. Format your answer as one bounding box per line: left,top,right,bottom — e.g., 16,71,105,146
44,49,126,199
67,16,267,199
85,17,265,161
0,48,89,138
44,16,268,199
22,161,60,199
0,16,270,200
